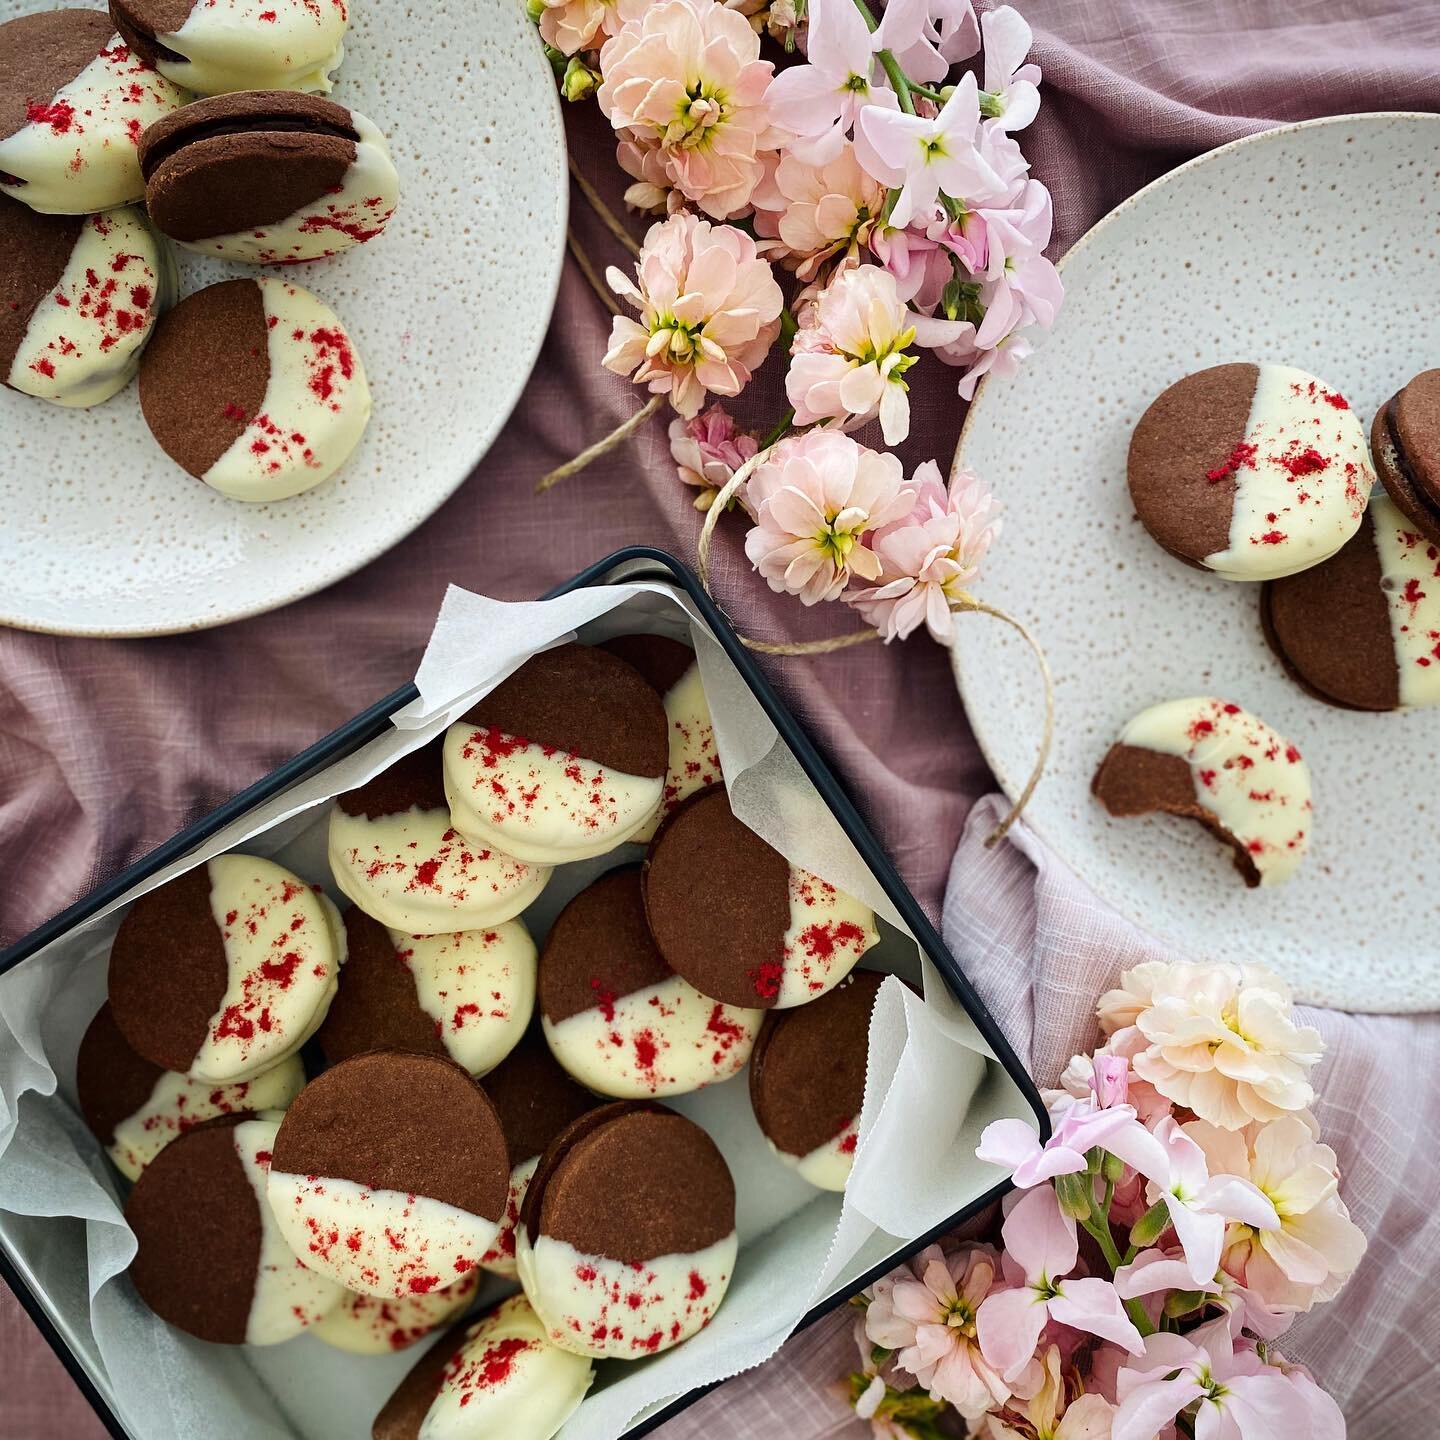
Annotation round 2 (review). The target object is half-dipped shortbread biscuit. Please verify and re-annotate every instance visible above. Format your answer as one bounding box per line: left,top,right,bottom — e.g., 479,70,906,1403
644,785,880,1010
1,198,172,408
373,1295,595,1440
327,742,550,934
1092,697,1313,888
267,1051,510,1300
125,1115,345,1344
0,11,189,214
139,276,370,502
110,0,349,95
1372,370,1440,546
316,907,535,1078
516,1102,736,1360
1128,364,1373,581
540,867,760,1099
139,92,399,264
107,855,342,1083
443,644,669,865
313,1270,478,1356
76,1002,305,1182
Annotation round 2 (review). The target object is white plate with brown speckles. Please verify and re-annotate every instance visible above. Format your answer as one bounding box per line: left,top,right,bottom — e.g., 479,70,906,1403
0,0,567,636
951,113,1440,1013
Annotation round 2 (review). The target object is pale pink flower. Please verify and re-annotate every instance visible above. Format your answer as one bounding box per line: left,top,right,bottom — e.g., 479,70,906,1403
844,462,1001,643
868,222,951,308
980,6,1042,131
872,0,947,84
752,147,886,280
604,212,784,417
955,331,1035,399
1051,1043,1173,1126
537,0,643,57
668,405,759,510
616,133,683,215
926,0,981,64
743,431,912,604
763,0,882,151
786,265,918,442
597,0,775,219
969,176,1052,280
1259,1352,1346,1440
977,1100,1140,1192
984,1346,1116,1439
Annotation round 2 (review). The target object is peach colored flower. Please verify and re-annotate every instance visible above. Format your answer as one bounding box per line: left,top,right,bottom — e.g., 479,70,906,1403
537,0,643,57
616,133,683,215
597,0,775,219
604,212,783,416
753,146,887,281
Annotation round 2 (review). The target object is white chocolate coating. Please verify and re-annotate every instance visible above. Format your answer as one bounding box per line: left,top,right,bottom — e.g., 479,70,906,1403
1204,365,1373,581
1371,496,1440,710
543,976,759,1099
443,724,663,865
479,1153,538,1279
388,922,536,1077
773,870,880,1009
185,110,397,263
201,277,370,502
8,207,172,408
631,660,721,845
191,855,339,1082
312,1270,477,1355
152,0,348,96
772,1117,858,1192
234,1118,346,1344
418,1295,594,1440
516,1229,736,1360
107,1052,304,1181
266,1171,499,1300
0,39,190,214
327,800,550,934
1118,697,1313,886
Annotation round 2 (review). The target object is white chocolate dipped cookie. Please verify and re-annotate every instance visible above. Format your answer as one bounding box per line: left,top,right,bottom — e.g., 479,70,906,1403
312,1270,478,1356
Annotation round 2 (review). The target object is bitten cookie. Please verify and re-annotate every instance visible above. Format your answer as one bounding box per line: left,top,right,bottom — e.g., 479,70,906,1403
476,1029,597,1278
1127,364,1373,581
749,970,885,1191
0,12,188,214
76,1001,304,1182
644,785,879,1010
110,0,348,95
139,276,370,501
1263,496,1440,712
316,906,535,1078
139,92,398,264
1,199,171,408
327,742,550,934
539,867,760,1099
107,855,341,1082
443,644,669,865
313,1270,478,1356
267,1051,510,1300
1372,371,1440,545
516,1102,736,1360
373,1295,594,1440
125,1115,344,1344
600,634,721,844
1092,697,1313,888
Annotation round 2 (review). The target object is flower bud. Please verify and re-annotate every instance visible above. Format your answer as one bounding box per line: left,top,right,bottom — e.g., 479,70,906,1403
1102,1150,1126,1183
561,57,599,102
1055,1171,1093,1222
979,89,1005,119
1129,1199,1170,1249
1163,1289,1209,1320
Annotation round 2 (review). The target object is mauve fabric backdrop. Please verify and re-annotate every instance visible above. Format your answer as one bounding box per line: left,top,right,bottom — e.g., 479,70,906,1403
3,0,1439,1435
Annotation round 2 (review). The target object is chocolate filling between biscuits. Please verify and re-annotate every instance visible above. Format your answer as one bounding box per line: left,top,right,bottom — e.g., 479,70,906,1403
1383,400,1440,532
140,114,361,181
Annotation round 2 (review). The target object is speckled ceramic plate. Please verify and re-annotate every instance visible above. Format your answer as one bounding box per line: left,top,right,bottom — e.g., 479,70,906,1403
951,113,1440,1013
0,0,566,636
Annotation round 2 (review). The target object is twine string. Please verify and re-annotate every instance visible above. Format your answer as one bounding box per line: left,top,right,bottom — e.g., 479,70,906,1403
568,156,641,257
567,228,620,315
535,393,664,494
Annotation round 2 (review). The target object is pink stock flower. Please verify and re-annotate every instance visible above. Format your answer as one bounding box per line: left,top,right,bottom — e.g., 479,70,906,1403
977,1100,1139,1192
668,405,759,509
763,0,883,151
1052,1044,1173,1127
597,0,775,219
752,147,886,280
980,6,1042,131
786,265,918,442
844,462,1001,643
984,1346,1116,1440
743,430,912,603
924,0,980,65
604,212,783,416
537,0,643,56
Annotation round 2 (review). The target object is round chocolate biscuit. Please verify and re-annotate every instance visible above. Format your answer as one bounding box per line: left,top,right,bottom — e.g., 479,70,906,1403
1393,370,1440,509
1374,391,1440,545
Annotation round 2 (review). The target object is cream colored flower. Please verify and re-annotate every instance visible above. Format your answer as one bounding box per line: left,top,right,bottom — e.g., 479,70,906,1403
537,0,643,58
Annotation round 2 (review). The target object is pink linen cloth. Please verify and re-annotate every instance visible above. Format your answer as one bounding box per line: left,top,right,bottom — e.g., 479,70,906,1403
3,0,1440,1435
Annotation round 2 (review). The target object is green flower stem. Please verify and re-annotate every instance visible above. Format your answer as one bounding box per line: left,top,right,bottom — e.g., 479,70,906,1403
1085,1179,1156,1339
849,0,916,114
761,408,796,449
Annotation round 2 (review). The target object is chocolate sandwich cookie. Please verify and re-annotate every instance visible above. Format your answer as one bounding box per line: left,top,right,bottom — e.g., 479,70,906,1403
539,866,760,1099
77,1001,304,1182
313,1269,478,1356
138,92,398,264
1372,371,1440,545
110,0,348,96
476,1029,597,1278
601,634,721,843
1,198,172,408
1092,697,1312,888
328,742,550,934
1128,363,1373,581
749,970,885,1191
267,1051,510,1300
125,1115,345,1344
442,644,669,865
644,785,879,1010
373,1295,595,1440
0,12,189,214
316,906,535,1078
516,1101,736,1359
139,276,371,502
1263,496,1440,712
107,854,341,1083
